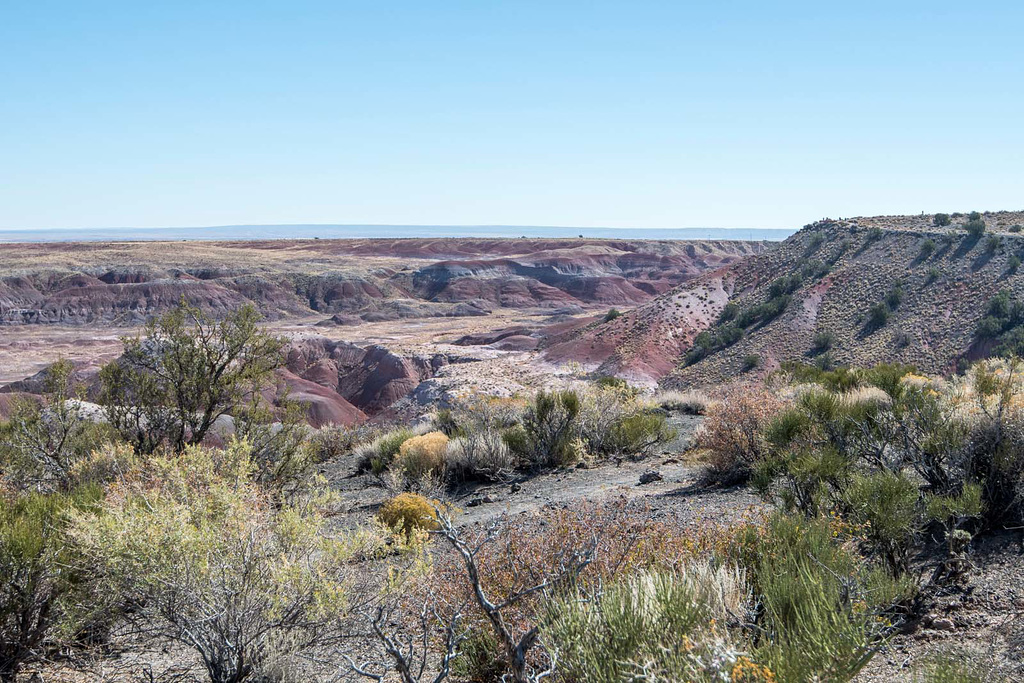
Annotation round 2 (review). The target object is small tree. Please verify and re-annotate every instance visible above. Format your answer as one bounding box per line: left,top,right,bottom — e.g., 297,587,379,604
99,301,284,453
933,213,951,227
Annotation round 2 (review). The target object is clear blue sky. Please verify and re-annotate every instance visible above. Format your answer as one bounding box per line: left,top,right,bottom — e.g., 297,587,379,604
2,1,1021,231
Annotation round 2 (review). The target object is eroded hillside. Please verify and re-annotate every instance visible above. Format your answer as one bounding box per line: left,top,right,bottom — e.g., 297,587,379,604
0,238,765,325
546,210,1024,385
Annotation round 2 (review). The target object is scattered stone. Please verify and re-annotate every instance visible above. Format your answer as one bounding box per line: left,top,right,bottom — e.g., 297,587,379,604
510,482,522,493
466,495,494,508
638,470,663,485
930,618,955,631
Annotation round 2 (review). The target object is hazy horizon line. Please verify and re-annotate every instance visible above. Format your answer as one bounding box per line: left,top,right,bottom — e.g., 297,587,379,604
0,222,792,233
0,223,798,244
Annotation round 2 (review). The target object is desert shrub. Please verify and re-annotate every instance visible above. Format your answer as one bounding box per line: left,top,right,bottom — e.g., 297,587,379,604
655,389,710,415
973,290,1024,357
1010,224,1023,233
985,234,1001,253
736,293,792,327
0,360,115,491
575,386,672,458
1007,254,1021,274
812,329,835,354
919,238,936,258
233,398,316,497
933,213,951,227
866,302,890,330
594,375,630,392
866,226,883,242
925,266,942,285
602,308,622,323
425,499,726,680
813,351,838,371
799,258,828,282
769,273,804,298
718,301,739,323
605,412,674,456
99,301,284,454
843,471,920,572
451,627,505,681
884,281,904,310
778,361,862,392
432,408,461,437
685,324,743,365
66,442,138,489
305,424,362,462
739,513,914,682
751,361,1024,569
445,431,518,483
965,216,986,237
696,385,788,485
522,390,584,468
500,425,532,459
72,440,354,683
376,492,442,538
394,431,449,483
743,353,761,372
545,511,912,683
949,361,1024,526
0,487,100,683
442,396,525,436
687,279,807,366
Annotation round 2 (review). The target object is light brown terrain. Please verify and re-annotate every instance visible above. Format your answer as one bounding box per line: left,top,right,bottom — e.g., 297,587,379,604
0,237,766,422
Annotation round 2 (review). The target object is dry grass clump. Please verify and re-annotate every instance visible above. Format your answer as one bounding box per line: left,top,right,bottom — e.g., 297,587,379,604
545,563,761,683
444,431,517,483
654,389,712,415
837,385,891,408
